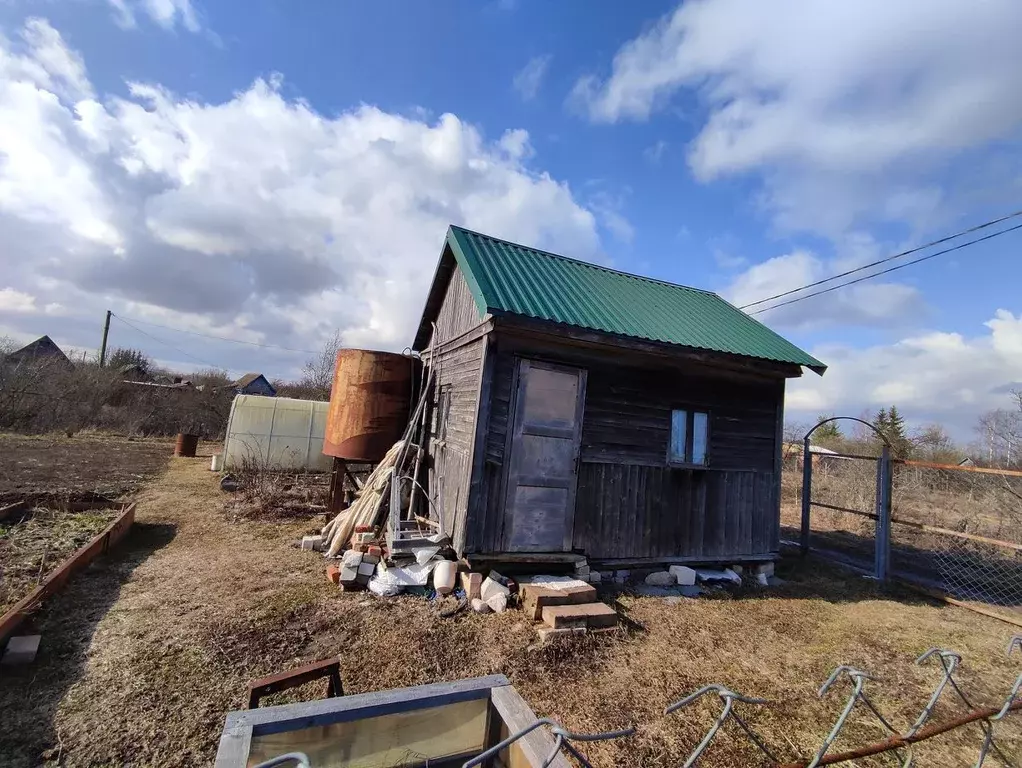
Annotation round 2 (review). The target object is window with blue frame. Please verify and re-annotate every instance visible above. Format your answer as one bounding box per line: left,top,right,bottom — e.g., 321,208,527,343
669,409,709,466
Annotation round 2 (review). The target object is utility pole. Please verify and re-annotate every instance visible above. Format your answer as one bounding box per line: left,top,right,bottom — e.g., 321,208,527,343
99,310,112,367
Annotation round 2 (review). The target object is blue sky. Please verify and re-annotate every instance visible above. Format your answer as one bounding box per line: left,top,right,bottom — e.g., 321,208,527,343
1,0,1022,439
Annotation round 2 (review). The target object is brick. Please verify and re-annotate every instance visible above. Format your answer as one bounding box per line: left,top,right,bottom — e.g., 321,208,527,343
520,580,596,621
354,525,374,533
460,572,483,601
537,626,619,643
366,545,383,558
326,564,341,585
1,635,40,666
541,603,617,629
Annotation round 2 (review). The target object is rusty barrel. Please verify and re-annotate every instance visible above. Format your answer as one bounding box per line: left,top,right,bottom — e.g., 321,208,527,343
323,349,412,462
174,433,199,457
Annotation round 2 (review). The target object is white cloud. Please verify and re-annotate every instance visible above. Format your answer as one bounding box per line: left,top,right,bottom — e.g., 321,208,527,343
573,0,1022,235
0,288,37,313
512,54,551,101
787,310,1022,437
106,0,201,32
0,19,605,376
724,249,924,330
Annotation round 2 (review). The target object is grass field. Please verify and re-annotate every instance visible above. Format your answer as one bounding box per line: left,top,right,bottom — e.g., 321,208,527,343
0,443,1019,766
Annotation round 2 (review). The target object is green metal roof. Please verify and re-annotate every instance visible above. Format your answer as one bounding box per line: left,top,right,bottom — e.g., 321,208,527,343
445,226,825,374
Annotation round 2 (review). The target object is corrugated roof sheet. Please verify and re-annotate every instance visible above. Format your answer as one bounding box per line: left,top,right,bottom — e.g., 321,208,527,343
446,226,825,373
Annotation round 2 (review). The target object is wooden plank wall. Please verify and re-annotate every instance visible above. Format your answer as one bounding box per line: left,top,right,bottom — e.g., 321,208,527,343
425,265,486,551
431,268,482,347
467,340,784,560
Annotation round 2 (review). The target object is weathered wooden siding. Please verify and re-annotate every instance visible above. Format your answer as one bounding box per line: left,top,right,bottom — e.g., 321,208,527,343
573,465,777,559
428,337,485,553
432,267,482,346
467,340,785,560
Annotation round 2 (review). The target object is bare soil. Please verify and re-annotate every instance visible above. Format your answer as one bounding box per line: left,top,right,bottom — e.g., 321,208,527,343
0,455,1019,767
0,432,174,503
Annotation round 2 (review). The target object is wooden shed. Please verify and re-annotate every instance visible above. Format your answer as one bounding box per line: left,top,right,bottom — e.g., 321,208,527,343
413,226,826,567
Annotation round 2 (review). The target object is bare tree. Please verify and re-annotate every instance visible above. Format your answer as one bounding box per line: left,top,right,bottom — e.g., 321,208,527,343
975,389,1022,467
300,330,342,393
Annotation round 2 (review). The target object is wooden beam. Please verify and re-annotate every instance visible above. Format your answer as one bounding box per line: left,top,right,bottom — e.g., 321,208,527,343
494,314,804,380
0,502,136,645
421,318,494,360
895,458,1022,478
489,685,571,768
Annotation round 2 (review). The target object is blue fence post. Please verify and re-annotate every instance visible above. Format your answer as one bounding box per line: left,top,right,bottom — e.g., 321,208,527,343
801,437,813,555
874,445,892,581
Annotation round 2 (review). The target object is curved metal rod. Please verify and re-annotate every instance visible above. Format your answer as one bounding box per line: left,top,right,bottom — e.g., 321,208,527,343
907,649,961,736
251,752,310,768
462,718,635,768
804,416,892,447
809,666,904,768
664,684,771,768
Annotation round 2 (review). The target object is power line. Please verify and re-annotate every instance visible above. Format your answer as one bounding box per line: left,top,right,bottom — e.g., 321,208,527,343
738,209,1022,311
748,222,1022,316
113,313,319,355
111,314,222,369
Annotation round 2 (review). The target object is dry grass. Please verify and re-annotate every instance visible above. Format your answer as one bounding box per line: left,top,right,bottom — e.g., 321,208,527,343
0,505,120,614
0,432,173,503
0,452,1020,767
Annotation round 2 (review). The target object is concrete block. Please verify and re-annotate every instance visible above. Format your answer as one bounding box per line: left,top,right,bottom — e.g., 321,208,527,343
755,562,775,577
341,550,363,569
480,576,511,602
613,569,630,584
644,571,675,586
588,571,602,584
756,572,769,586
730,564,744,575
669,565,697,586
361,553,380,565
301,535,324,551
1,635,40,666
471,597,491,614
486,593,508,613
574,564,591,577
357,561,377,577
460,572,483,601
542,603,617,629
339,565,359,583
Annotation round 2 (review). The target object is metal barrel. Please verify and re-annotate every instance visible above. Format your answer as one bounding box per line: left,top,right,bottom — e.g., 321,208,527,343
174,433,199,457
323,349,413,462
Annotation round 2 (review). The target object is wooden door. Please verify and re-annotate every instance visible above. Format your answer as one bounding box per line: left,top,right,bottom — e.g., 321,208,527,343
502,359,587,552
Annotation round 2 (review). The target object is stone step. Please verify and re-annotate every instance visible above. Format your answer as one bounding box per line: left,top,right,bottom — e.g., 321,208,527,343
541,602,618,629
520,577,597,621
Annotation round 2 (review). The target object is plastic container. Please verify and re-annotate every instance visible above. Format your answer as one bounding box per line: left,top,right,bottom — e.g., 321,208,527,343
432,561,456,595
210,454,223,472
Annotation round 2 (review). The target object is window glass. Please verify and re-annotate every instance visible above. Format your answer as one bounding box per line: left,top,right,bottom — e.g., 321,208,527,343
691,411,708,465
669,410,688,462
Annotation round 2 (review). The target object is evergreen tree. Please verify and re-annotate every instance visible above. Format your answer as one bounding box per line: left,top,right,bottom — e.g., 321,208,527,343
814,414,842,442
874,405,910,457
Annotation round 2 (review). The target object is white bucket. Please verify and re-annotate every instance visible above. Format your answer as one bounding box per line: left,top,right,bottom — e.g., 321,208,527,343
210,454,223,472
432,560,456,595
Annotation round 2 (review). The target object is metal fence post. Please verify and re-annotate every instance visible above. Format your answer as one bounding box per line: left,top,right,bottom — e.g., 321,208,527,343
801,437,813,555
874,446,891,582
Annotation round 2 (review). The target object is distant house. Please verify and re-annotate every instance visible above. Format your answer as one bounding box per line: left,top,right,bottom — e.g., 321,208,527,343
958,457,976,468
118,363,151,381
5,335,73,368
233,373,276,397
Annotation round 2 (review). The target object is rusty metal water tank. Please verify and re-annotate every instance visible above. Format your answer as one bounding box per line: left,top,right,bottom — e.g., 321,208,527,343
322,349,413,462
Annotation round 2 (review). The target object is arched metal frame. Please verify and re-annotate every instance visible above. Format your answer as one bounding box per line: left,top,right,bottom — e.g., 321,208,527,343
800,417,893,581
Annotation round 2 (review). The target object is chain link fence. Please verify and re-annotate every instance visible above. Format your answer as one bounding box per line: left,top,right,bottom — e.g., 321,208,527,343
890,462,1022,617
